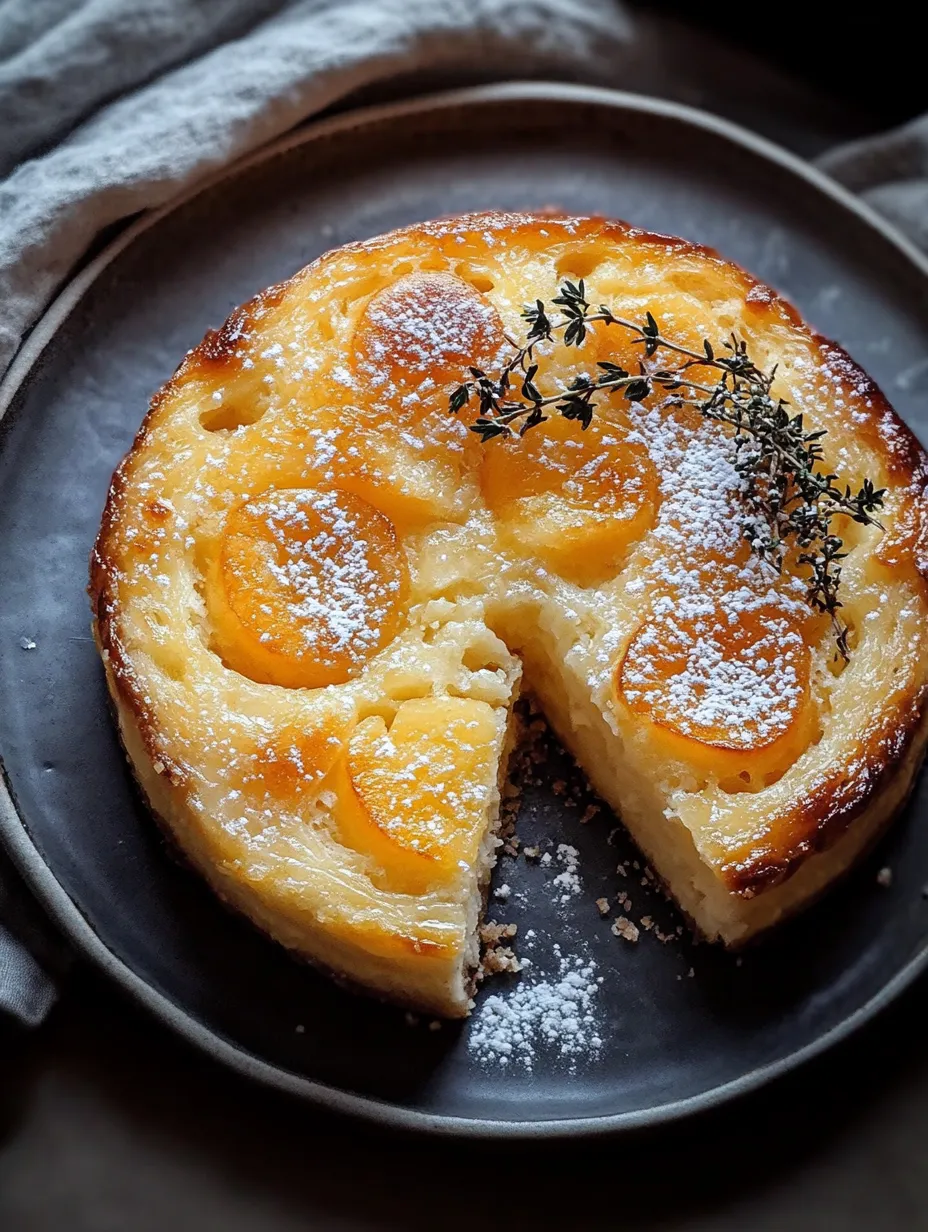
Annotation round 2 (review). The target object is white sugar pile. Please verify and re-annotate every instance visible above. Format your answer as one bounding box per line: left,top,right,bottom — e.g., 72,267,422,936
468,943,604,1070
552,843,581,903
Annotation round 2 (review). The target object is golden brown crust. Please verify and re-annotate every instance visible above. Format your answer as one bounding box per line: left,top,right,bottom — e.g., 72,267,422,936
723,681,928,896
91,488,189,790
89,209,928,963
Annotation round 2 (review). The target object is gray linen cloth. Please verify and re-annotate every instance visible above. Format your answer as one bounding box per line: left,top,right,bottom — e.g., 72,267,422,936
0,0,923,1026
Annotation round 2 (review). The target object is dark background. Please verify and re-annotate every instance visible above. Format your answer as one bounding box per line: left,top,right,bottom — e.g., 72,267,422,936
3,964,928,1229
3,6,928,1229
655,5,923,127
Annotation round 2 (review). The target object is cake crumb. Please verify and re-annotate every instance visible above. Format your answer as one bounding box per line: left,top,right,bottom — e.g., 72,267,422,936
580,804,600,825
19,636,36,651
478,920,521,980
595,897,611,917
523,845,540,860
428,1019,442,1032
876,866,893,888
404,1012,420,1027
494,883,512,900
295,1023,305,1034
640,915,654,930
481,946,522,976
611,916,639,943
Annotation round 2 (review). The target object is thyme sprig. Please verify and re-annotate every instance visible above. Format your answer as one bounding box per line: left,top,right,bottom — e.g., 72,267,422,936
449,279,885,659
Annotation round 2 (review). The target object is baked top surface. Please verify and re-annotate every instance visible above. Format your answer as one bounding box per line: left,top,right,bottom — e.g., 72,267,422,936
89,210,928,995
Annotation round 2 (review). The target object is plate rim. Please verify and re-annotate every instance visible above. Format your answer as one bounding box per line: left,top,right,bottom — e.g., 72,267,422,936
2,79,928,1139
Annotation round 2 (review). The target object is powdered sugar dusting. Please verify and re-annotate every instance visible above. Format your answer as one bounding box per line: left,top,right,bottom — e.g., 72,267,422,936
552,842,582,903
359,273,500,384
625,406,806,616
245,488,401,663
608,405,812,735
621,609,806,745
468,942,604,1070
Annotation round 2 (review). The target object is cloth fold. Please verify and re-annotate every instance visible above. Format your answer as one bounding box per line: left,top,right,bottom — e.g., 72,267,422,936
818,114,928,252
1,0,926,1027
0,847,68,1026
0,0,634,374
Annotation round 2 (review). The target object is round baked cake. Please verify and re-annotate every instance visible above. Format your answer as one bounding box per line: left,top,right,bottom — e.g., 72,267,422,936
90,212,928,1017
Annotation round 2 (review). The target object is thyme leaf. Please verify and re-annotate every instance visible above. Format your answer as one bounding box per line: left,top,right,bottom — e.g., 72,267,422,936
448,280,885,659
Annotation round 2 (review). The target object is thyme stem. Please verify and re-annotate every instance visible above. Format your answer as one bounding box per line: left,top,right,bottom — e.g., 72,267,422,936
448,278,885,660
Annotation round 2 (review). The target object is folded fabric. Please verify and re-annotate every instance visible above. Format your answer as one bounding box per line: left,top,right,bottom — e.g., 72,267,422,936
0,0,636,376
0,846,67,1026
818,114,928,252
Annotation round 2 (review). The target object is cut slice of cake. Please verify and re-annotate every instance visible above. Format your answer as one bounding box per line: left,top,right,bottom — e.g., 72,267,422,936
91,212,928,1016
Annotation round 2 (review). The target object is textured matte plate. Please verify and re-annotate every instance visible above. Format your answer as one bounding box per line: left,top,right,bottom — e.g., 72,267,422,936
2,83,928,1138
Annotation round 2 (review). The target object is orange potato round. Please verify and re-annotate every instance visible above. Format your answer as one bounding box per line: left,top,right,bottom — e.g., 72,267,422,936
616,602,816,784
336,696,500,894
241,720,349,806
208,487,409,689
352,271,505,416
480,411,658,584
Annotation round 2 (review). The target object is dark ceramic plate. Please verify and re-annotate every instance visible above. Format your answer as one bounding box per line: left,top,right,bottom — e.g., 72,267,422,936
3,83,928,1138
